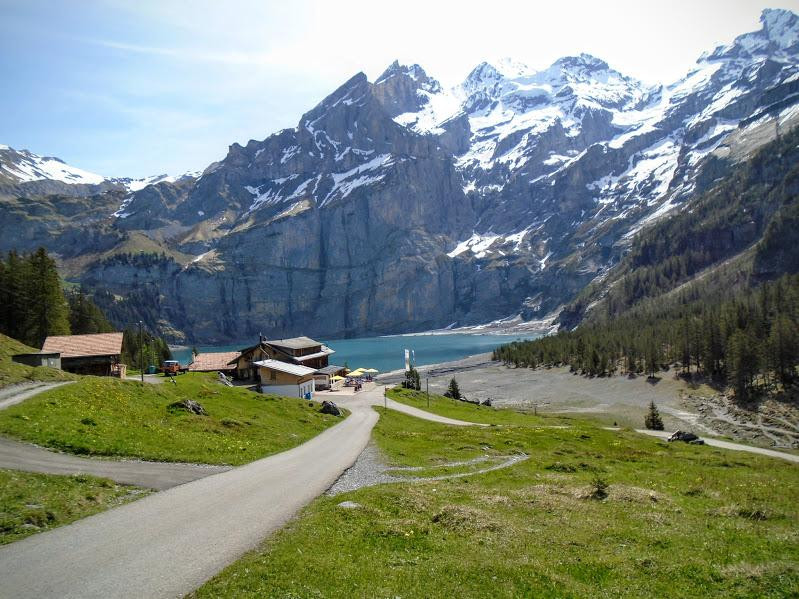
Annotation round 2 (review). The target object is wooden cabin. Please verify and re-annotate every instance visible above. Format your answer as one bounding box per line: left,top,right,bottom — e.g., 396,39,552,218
253,359,316,398
266,337,335,370
41,332,124,376
229,337,336,382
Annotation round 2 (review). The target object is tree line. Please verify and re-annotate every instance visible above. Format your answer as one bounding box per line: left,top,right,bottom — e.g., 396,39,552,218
0,248,115,347
0,248,171,368
494,274,799,402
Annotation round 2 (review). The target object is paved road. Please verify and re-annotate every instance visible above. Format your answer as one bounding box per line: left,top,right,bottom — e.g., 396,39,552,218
0,387,481,599
0,436,231,490
634,429,799,463
0,381,75,411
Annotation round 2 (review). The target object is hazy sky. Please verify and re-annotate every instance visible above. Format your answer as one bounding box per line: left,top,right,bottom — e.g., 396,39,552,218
1,0,797,177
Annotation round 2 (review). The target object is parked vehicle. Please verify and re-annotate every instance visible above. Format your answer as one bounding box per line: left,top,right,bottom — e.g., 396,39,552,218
161,360,188,375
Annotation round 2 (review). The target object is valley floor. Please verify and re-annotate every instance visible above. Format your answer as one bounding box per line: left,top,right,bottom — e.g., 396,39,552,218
379,356,799,450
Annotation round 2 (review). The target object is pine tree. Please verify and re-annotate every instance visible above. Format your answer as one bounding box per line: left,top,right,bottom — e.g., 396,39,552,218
767,315,799,386
644,401,664,430
68,289,114,335
446,377,461,400
403,367,421,391
25,248,70,346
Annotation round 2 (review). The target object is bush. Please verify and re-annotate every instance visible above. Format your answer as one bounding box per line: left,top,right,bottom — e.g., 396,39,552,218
590,476,609,500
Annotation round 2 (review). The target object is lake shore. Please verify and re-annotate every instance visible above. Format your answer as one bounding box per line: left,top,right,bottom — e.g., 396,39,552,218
379,355,799,450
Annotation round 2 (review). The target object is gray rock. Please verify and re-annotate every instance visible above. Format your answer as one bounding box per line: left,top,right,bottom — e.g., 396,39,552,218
320,400,341,416
168,399,207,416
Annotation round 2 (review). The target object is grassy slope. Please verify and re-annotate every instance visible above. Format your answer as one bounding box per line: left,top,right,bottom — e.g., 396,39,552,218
0,469,146,545
194,398,799,598
0,373,342,465
0,333,75,388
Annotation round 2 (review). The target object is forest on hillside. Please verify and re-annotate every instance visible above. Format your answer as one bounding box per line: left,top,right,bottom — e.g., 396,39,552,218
494,274,799,401
0,248,170,367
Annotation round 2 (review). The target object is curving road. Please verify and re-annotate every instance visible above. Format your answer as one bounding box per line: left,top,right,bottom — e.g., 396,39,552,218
0,436,231,490
0,387,482,599
0,381,75,411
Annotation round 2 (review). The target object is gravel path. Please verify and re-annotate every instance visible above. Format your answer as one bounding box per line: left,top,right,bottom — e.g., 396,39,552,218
634,429,799,463
327,442,528,495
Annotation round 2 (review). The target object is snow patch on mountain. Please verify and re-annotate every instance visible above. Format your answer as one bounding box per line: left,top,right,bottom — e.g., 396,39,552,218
0,147,106,185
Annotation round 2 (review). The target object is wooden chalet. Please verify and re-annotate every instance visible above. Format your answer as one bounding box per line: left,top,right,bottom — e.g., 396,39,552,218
41,332,124,376
228,336,336,382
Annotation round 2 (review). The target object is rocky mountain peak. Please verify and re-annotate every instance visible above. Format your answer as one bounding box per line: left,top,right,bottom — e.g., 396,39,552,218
552,53,610,75
703,8,799,61
761,8,799,47
372,60,442,117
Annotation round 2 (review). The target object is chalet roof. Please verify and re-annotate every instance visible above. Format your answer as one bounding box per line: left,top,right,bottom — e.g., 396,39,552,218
315,365,346,375
42,332,123,358
266,337,322,350
253,359,317,377
293,346,336,362
188,351,240,372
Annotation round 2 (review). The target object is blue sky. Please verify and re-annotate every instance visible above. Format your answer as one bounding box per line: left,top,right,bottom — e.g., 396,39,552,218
1,0,797,178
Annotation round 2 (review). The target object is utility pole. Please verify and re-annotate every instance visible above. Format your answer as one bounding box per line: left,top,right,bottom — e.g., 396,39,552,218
138,321,144,383
426,377,429,408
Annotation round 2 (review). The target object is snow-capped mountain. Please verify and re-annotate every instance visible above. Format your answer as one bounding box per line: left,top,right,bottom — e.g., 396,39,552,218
0,145,198,195
2,9,798,343
0,145,107,186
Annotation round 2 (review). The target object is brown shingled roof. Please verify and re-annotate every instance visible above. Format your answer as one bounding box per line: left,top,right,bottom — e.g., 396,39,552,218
42,332,124,358
188,352,240,372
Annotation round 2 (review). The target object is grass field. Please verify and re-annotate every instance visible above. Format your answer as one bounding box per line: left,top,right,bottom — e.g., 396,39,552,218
0,373,343,465
0,333,75,389
194,395,799,598
0,469,145,545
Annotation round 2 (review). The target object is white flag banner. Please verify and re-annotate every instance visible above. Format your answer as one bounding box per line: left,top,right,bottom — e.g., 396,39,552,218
404,349,410,371
411,350,415,366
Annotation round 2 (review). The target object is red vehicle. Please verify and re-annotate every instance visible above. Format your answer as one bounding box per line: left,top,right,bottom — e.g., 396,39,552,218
161,360,188,375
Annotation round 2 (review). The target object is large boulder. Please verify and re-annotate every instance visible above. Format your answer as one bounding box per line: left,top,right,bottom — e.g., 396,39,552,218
320,400,342,416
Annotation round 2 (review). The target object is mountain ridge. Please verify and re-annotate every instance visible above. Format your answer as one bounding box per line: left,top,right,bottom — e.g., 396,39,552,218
1,8,798,342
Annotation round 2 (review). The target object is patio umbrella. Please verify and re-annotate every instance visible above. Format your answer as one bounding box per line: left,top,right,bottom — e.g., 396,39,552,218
330,375,345,381
348,369,365,376
363,368,379,373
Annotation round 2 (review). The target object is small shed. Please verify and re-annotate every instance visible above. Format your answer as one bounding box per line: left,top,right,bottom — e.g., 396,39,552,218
42,332,124,376
11,352,61,370
253,359,316,398
313,364,347,390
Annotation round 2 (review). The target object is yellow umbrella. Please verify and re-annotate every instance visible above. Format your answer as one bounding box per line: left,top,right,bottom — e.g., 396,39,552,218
331,375,345,381
348,369,365,376
363,368,379,373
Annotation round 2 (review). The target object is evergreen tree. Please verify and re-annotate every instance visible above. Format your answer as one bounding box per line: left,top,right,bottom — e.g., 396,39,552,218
644,401,664,430
446,377,461,400
403,367,421,391
68,289,114,335
727,329,760,402
24,248,70,346
767,315,799,386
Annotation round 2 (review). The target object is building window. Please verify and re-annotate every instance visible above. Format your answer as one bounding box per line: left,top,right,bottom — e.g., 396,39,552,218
270,370,277,381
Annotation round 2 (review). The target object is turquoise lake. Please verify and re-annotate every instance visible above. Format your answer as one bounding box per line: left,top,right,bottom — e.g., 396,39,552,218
172,332,541,373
